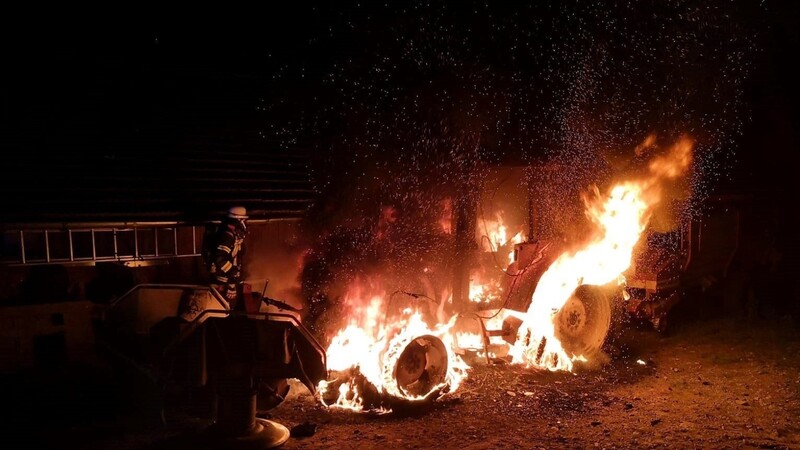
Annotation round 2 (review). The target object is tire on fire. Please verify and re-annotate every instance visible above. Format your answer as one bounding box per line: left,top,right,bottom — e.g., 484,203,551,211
393,335,448,398
553,285,612,360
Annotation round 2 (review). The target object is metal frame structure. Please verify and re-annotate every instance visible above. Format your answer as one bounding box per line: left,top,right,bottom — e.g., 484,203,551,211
2,224,202,267
1,218,299,267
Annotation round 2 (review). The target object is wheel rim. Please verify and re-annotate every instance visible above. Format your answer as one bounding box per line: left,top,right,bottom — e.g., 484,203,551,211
554,285,612,358
394,335,448,397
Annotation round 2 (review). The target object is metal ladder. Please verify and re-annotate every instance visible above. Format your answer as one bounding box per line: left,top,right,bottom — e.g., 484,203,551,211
2,224,205,266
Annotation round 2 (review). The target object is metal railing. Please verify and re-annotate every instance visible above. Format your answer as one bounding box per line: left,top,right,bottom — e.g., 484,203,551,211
1,225,204,266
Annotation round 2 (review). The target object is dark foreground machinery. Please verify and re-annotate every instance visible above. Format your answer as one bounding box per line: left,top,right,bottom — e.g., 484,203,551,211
95,284,326,449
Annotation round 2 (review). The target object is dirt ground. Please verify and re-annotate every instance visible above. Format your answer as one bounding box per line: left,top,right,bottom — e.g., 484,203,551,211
3,315,800,450
270,317,800,450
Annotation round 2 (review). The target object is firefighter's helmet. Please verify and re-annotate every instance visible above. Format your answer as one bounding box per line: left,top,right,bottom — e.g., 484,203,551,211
227,206,248,220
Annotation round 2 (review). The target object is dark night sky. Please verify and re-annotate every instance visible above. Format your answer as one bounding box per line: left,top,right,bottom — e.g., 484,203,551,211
1,1,798,213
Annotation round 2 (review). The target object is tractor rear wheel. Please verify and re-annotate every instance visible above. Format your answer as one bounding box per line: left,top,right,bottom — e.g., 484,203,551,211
554,285,612,360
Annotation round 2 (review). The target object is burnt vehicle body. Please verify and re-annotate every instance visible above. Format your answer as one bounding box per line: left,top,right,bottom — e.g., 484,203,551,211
454,167,762,362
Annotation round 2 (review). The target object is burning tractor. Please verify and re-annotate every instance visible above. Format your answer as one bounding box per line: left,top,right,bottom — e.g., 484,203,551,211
314,136,718,412
452,137,701,370
450,136,743,370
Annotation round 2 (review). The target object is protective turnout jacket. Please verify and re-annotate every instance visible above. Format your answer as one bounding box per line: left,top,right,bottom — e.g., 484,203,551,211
208,223,246,284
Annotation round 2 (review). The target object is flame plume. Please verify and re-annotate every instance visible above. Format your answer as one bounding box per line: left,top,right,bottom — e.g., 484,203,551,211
510,136,694,371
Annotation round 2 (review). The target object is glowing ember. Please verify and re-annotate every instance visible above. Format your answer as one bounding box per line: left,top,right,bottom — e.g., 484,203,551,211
454,330,485,351
510,137,694,371
479,212,524,255
453,310,513,359
508,232,523,263
469,277,502,303
480,214,508,251
319,288,470,412
439,198,453,234
471,212,524,303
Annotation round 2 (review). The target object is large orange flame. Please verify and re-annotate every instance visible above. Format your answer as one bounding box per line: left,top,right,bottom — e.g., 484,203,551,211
319,287,470,412
510,136,694,371
471,211,525,304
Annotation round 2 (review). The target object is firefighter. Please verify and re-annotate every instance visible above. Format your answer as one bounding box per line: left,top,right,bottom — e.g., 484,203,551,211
204,206,249,308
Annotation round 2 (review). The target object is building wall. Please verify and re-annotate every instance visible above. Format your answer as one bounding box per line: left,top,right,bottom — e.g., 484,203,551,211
0,301,95,372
